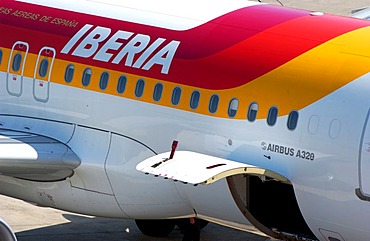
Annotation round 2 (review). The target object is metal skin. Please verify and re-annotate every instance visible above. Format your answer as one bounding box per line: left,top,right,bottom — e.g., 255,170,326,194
1,0,370,240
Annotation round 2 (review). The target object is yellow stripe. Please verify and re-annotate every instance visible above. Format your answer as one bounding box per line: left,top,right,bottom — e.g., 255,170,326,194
236,26,370,117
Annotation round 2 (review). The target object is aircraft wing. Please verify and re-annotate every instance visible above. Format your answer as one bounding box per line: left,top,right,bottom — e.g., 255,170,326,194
351,7,370,20
0,129,80,182
136,151,288,185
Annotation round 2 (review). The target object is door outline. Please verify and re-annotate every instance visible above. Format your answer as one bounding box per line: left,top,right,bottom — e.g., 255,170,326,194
33,47,55,102
357,108,370,201
6,41,29,97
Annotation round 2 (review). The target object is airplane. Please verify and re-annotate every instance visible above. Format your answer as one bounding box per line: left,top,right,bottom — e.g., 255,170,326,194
2,0,370,240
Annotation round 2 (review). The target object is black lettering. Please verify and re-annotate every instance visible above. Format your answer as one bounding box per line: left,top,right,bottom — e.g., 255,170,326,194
267,144,272,151
310,153,315,161
280,146,284,154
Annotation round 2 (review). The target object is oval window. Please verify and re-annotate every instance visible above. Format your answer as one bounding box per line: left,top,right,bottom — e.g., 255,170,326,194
209,94,219,114
82,68,92,87
329,119,341,139
267,106,278,126
171,87,182,106
287,110,299,130
12,53,22,72
308,115,319,135
135,79,145,98
228,98,239,118
39,59,49,78
247,102,258,122
190,91,200,110
117,75,127,94
153,83,163,102
99,71,109,90
64,64,75,83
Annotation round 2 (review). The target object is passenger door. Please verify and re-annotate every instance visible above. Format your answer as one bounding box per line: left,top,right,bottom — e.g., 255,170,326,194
7,41,29,97
33,47,55,102
359,108,370,199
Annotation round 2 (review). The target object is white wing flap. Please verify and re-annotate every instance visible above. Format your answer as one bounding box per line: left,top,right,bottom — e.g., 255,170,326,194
137,151,265,185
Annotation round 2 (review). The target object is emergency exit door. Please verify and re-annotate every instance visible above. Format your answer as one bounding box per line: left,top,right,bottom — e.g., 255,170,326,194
358,108,370,200
7,41,29,97
33,47,55,102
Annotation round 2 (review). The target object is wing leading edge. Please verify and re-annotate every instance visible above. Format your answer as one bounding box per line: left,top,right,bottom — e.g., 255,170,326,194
0,129,80,181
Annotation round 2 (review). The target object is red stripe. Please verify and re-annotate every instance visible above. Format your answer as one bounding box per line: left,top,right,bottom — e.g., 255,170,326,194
1,1,83,38
1,1,370,90
1,2,307,57
170,14,370,89
176,5,309,59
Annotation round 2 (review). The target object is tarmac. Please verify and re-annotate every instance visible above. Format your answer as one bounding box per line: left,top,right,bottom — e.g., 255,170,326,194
260,0,369,16
0,194,267,241
2,1,370,241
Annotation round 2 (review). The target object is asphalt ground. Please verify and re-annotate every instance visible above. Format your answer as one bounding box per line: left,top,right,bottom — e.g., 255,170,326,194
2,1,370,241
0,195,267,241
259,0,369,15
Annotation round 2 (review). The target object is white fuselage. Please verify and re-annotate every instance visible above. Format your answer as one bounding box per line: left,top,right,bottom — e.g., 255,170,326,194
1,1,370,241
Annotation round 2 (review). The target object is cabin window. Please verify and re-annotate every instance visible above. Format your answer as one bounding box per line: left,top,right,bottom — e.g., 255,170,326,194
99,71,109,90
171,87,182,106
267,106,278,126
287,110,299,130
190,90,200,110
153,83,163,102
0,49,3,65
209,94,219,114
117,75,127,94
82,68,92,87
228,98,239,118
38,59,49,78
247,102,258,122
135,79,145,98
64,64,75,83
12,53,22,72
